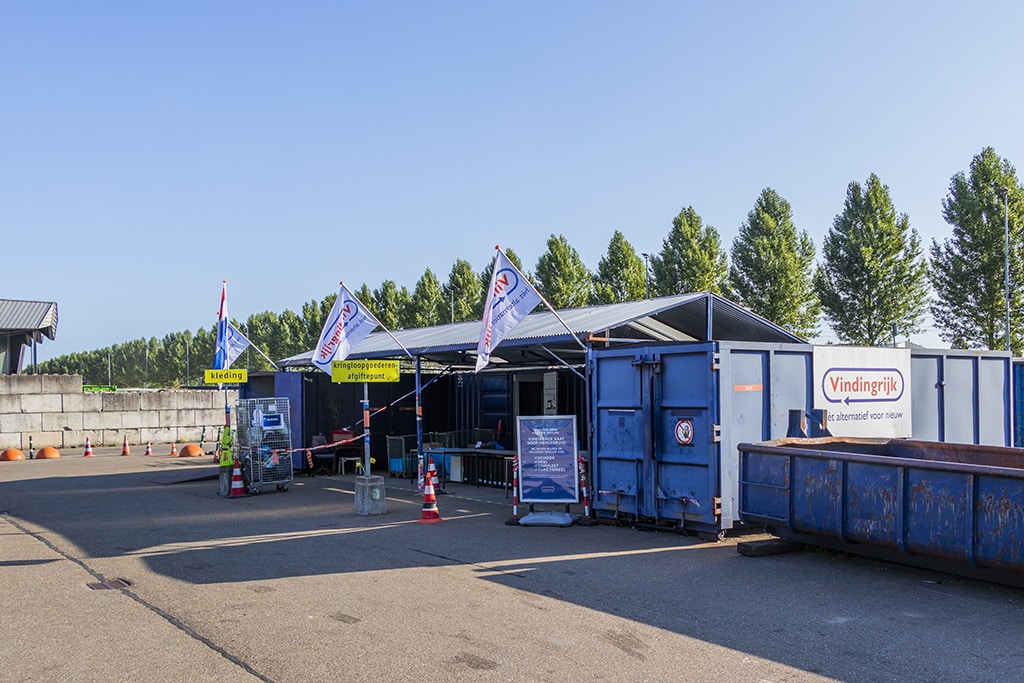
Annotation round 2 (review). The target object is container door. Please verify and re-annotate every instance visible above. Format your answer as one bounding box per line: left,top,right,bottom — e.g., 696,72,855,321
592,350,647,518
650,348,719,528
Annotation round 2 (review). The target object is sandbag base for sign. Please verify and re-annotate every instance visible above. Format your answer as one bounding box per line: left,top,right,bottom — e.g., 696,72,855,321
518,512,577,527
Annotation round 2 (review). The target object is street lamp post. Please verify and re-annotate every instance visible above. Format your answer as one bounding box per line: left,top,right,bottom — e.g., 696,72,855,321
641,252,650,299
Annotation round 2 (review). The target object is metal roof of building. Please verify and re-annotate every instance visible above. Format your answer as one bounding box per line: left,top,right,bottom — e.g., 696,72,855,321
0,299,58,342
278,292,804,370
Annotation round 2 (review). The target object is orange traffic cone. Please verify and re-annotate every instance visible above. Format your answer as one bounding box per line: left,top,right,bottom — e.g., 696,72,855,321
418,460,443,524
169,442,178,457
145,442,153,456
429,456,440,489
83,437,94,458
229,459,246,498
121,435,131,456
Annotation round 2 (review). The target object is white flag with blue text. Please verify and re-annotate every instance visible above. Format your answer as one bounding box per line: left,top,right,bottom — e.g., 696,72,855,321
476,248,541,372
312,283,378,374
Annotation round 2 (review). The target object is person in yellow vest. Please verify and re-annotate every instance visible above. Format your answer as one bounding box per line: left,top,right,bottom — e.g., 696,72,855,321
218,426,234,496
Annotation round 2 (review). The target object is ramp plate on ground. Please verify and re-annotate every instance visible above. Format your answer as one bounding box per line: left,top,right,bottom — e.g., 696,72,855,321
149,466,220,485
518,512,577,527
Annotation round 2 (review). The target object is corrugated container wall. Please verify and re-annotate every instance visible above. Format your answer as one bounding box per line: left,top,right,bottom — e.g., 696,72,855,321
590,342,1011,536
1014,361,1024,447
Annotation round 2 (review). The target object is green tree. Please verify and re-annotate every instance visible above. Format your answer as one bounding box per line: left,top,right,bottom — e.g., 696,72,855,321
192,326,216,380
814,174,928,346
241,314,271,370
407,268,444,328
592,231,646,304
441,259,483,323
151,331,189,386
730,188,819,337
373,280,411,331
930,147,1024,351
354,284,376,321
651,206,730,296
109,339,146,387
534,234,593,308
245,309,306,367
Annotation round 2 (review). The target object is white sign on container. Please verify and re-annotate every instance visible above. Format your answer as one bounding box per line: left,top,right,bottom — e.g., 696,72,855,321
813,346,912,438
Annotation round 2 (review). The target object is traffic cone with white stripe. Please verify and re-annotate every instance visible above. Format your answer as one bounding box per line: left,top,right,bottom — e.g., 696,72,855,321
83,437,94,458
427,456,446,495
121,435,131,456
418,459,443,524
169,442,177,457
145,442,153,456
429,457,439,488
229,459,246,498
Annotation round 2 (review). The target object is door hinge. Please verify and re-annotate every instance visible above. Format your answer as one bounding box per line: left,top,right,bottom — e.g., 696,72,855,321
711,424,721,443
711,352,720,371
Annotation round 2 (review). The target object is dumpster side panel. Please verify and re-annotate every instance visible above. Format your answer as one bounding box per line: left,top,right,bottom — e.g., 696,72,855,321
739,438,1024,581
720,350,770,527
909,350,1011,446
789,455,839,536
769,351,813,438
846,462,900,545
728,347,812,528
593,341,816,532
943,357,977,444
726,351,767,444
978,356,1010,446
654,350,716,525
599,345,1011,536
739,448,789,523
911,355,941,441
1014,361,1024,447
592,351,644,518
905,468,969,559
976,476,1024,570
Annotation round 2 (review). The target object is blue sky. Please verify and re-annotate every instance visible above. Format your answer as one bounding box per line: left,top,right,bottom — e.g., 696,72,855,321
5,2,1023,361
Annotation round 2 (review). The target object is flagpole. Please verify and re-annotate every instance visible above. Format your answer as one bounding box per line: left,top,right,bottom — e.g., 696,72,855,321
333,282,422,479
496,246,586,351
231,325,280,370
215,281,231,492
489,248,592,508
343,282,415,361
342,282,425,464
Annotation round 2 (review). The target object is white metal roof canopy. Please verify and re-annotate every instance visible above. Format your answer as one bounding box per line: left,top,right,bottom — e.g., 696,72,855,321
0,299,58,374
277,292,804,370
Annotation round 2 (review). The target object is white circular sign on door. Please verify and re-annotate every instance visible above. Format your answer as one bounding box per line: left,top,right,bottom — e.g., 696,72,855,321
674,419,694,445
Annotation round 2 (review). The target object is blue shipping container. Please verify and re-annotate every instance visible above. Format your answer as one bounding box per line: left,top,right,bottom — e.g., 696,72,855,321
590,342,1011,535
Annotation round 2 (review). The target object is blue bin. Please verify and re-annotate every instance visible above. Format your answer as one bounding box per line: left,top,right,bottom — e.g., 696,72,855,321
739,437,1024,585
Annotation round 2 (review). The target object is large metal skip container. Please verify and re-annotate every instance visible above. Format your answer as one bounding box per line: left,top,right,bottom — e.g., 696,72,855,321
738,437,1024,584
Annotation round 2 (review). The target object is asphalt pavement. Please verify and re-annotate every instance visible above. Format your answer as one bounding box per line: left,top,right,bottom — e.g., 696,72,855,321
2,446,1023,682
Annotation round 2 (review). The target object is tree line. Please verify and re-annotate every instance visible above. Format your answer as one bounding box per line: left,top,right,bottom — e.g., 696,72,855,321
37,146,1023,387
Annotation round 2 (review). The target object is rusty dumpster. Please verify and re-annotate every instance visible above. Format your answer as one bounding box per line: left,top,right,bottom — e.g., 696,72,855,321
738,437,1024,584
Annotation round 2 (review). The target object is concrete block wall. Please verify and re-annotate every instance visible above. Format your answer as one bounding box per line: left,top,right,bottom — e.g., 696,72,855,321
0,374,239,451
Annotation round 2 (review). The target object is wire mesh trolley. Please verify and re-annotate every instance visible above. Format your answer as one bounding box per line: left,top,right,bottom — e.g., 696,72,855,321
234,398,293,494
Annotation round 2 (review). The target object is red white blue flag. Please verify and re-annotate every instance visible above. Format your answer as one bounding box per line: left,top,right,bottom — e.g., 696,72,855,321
476,247,541,372
214,281,249,370
312,282,378,374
